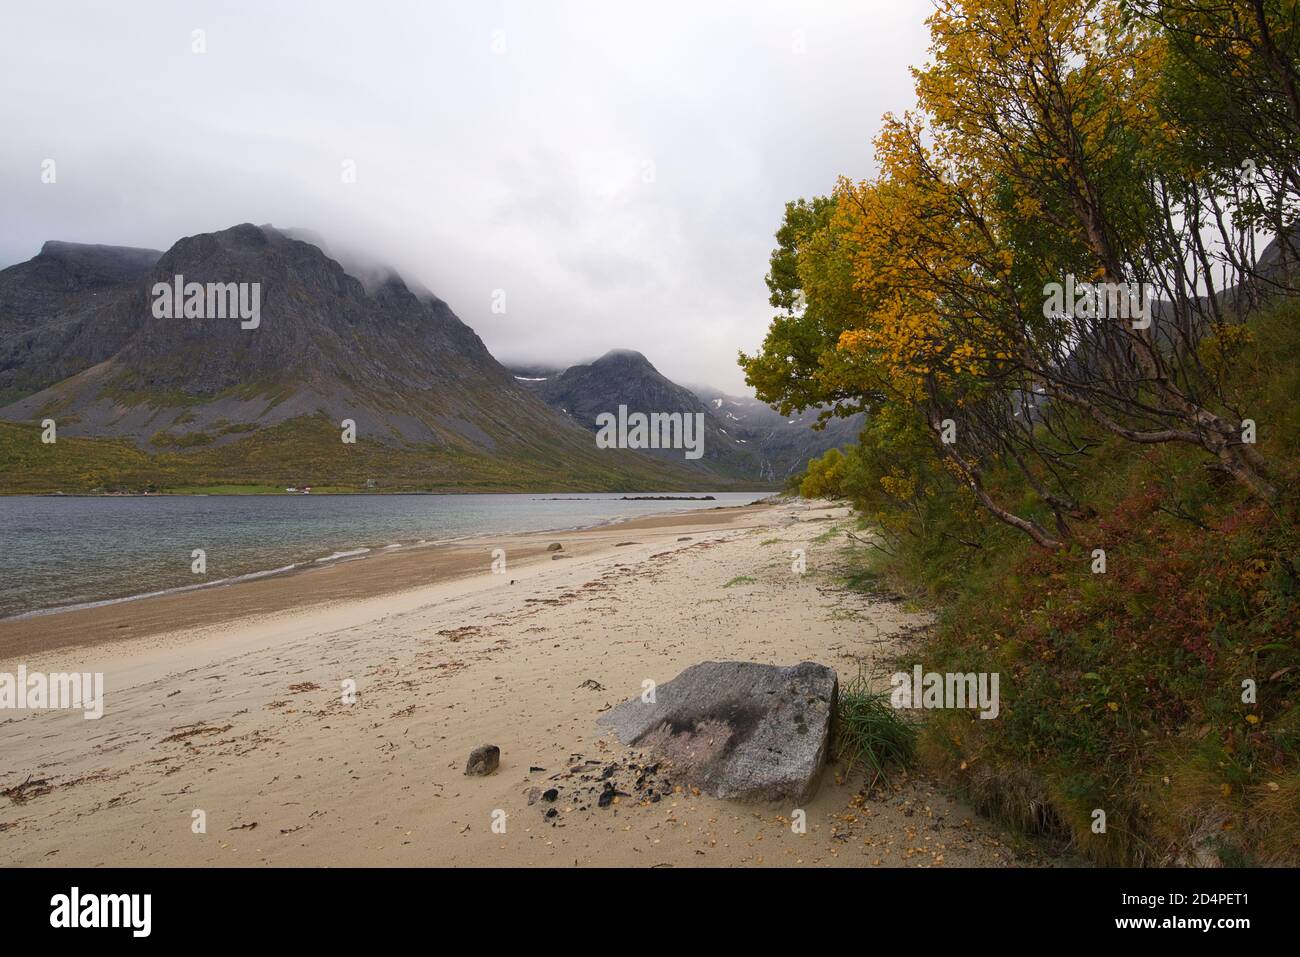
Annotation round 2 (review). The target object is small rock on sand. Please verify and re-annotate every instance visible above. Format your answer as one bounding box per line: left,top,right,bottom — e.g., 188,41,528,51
465,744,501,776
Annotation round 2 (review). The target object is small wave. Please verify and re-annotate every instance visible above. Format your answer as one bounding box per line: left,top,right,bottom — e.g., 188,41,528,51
3,564,299,621
314,547,372,563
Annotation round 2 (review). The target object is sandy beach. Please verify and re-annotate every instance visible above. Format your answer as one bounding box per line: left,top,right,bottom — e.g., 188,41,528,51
0,498,1056,867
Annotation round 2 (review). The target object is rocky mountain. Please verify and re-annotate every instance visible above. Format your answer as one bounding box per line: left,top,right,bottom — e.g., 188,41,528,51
0,225,751,492
0,240,163,404
510,352,863,484
514,350,764,479
689,386,865,483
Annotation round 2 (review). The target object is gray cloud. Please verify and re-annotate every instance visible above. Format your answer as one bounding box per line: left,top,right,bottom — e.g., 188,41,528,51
0,0,930,393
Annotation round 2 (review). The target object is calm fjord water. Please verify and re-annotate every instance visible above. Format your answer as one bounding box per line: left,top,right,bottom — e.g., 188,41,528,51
0,492,767,619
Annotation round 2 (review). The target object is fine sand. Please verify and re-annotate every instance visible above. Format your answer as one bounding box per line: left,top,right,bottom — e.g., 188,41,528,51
0,498,1057,867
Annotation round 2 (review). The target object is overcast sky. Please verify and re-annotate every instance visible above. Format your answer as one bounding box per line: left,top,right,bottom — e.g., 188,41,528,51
1,0,932,393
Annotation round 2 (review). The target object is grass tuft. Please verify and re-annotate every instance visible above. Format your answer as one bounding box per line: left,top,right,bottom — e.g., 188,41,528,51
833,671,916,787
722,575,756,588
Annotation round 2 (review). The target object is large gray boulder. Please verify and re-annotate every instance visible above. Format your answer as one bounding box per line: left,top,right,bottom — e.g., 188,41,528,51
597,660,837,804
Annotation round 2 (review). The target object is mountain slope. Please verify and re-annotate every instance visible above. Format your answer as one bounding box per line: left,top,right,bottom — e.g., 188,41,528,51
0,225,742,492
511,352,863,483
689,386,865,483
0,240,162,404
515,350,766,479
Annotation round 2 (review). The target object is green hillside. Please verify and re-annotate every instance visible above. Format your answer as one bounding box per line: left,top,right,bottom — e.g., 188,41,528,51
0,413,763,494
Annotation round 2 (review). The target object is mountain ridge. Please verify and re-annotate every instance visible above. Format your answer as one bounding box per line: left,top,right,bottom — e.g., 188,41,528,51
0,225,762,492
510,352,864,483
518,349,761,479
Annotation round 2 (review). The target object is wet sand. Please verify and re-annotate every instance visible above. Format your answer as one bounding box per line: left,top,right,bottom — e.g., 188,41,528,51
0,503,773,660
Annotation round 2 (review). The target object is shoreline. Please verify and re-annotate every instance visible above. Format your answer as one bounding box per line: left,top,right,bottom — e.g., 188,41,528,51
15,489,776,497
0,497,1055,868
0,501,777,663
1,497,774,625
